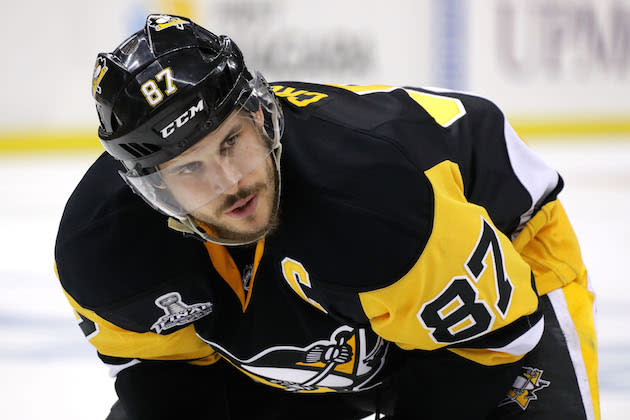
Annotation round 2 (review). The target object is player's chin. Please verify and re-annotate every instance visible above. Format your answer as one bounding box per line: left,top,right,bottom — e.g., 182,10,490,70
227,206,278,241
194,190,277,241
219,221,271,243
229,210,272,235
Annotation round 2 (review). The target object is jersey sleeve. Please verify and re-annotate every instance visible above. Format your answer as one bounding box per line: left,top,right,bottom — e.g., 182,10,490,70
59,277,220,375
114,360,230,419
423,88,579,296
400,86,562,238
512,199,588,295
358,160,543,366
54,153,222,375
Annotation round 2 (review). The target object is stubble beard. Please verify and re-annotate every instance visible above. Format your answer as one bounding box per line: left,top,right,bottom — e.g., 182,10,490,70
194,158,280,244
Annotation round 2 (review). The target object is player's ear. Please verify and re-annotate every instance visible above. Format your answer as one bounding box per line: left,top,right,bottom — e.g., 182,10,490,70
151,171,168,189
252,107,264,128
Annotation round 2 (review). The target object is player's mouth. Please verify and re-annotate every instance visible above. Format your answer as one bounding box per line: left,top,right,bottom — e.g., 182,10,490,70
224,194,258,219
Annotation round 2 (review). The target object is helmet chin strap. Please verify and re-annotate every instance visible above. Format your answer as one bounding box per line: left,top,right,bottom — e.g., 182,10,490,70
167,144,283,246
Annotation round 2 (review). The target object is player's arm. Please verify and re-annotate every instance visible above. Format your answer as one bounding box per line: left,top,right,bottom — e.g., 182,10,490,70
442,91,588,315
356,99,584,365
512,198,588,295
53,158,238,417
113,360,232,419
62,288,227,418
62,287,219,365
358,160,543,366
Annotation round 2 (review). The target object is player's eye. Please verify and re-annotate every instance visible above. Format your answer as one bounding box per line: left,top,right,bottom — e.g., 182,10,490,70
173,161,202,175
220,135,239,156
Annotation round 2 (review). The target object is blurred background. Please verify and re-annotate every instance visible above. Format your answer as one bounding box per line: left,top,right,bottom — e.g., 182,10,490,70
0,0,628,418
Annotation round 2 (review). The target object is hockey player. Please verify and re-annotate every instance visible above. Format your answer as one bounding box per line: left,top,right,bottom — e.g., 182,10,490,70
55,14,599,419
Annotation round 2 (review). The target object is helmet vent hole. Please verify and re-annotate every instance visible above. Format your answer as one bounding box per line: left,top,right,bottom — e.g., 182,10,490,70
120,143,143,158
120,36,139,56
119,143,159,158
110,113,122,132
142,143,161,153
95,105,107,131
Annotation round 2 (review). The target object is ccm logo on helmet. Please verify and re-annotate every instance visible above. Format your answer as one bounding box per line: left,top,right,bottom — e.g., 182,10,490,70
160,99,204,139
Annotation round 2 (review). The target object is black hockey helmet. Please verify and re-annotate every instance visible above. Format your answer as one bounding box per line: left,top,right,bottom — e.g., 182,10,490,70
93,14,282,172
92,15,284,245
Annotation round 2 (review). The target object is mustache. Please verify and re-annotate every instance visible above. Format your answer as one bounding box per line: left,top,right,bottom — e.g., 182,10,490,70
218,182,267,213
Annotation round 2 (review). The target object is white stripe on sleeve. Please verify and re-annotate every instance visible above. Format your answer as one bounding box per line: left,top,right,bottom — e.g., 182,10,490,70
503,119,559,239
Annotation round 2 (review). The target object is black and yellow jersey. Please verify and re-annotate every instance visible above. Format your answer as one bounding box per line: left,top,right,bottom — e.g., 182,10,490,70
55,82,586,395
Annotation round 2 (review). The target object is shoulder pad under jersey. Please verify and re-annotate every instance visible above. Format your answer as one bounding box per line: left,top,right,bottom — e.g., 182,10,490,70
55,153,216,332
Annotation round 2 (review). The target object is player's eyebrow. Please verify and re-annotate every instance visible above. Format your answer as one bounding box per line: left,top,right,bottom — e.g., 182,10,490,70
161,122,246,173
219,123,243,144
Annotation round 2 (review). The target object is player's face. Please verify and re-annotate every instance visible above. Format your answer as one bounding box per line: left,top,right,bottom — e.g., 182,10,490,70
159,110,279,243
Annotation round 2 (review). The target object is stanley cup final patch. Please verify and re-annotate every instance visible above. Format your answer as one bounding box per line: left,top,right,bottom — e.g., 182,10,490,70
151,292,213,333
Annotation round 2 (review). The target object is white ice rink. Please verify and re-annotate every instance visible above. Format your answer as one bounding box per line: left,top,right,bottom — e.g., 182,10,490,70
1,139,628,419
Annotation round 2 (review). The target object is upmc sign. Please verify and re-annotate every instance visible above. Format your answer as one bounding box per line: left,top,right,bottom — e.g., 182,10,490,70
463,0,630,123
495,1,630,81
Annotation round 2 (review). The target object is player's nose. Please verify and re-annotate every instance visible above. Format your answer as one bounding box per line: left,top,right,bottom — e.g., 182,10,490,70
211,160,243,196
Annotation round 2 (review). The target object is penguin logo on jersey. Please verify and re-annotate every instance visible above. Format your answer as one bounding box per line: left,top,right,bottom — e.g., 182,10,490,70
92,57,108,96
201,325,389,393
150,292,213,333
499,366,551,410
147,14,189,31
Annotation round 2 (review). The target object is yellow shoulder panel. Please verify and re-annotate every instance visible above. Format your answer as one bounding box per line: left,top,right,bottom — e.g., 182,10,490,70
359,161,539,363
329,84,466,127
512,199,587,295
63,290,219,363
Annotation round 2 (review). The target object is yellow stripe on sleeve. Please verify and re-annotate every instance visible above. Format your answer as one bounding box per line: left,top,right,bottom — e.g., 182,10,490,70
558,280,600,420
63,290,219,363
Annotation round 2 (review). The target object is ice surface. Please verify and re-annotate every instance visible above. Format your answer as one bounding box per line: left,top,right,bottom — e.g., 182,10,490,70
1,140,628,418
